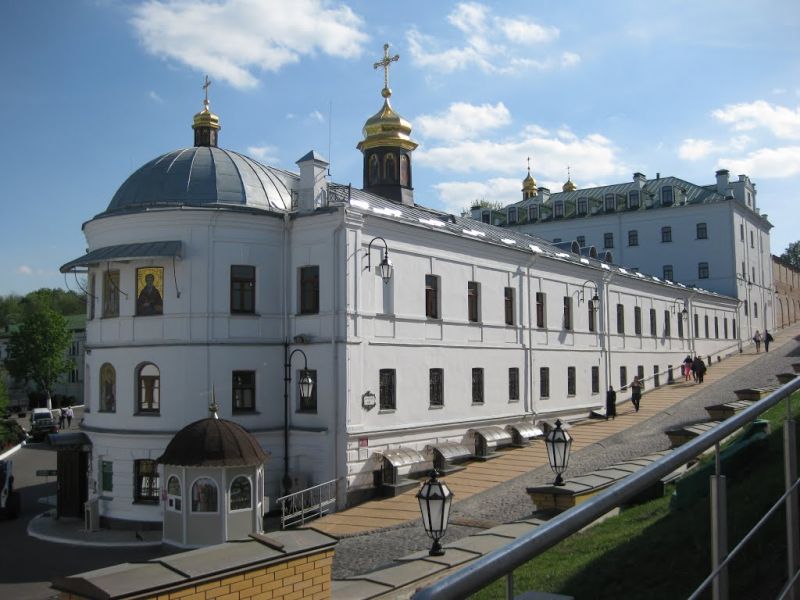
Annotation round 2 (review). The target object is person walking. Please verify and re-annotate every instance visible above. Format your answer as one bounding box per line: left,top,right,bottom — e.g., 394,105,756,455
57,407,65,430
630,376,642,412
694,355,707,384
606,386,617,420
683,355,693,382
764,329,773,352
65,405,73,428
753,330,762,353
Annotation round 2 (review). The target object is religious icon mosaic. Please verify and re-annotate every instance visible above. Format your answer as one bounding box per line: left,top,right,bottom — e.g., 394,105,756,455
136,267,164,316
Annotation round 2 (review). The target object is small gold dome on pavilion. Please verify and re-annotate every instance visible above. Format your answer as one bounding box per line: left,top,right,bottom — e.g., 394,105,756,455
357,92,418,153
563,178,577,192
522,160,537,193
193,101,220,132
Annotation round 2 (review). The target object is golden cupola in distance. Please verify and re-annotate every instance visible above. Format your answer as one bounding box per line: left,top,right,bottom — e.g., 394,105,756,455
522,158,537,200
562,175,577,192
357,44,417,206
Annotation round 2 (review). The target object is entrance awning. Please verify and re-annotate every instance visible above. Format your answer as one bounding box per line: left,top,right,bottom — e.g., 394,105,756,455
48,432,91,449
60,240,182,273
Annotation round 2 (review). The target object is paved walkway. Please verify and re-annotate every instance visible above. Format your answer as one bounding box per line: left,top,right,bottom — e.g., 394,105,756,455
315,326,800,538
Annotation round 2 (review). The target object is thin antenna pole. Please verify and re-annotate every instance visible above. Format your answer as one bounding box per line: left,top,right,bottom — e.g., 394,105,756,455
327,99,332,177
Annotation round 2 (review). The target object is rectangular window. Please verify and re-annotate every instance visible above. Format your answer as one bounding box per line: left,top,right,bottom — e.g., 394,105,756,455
137,364,160,414
509,368,519,401
577,235,586,247
298,369,317,413
540,367,550,398
482,211,490,224
604,233,614,249
588,301,596,332
232,370,256,412
299,266,319,314
649,308,657,337
714,317,719,338
230,265,256,314
663,265,673,281
103,270,120,318
89,274,96,320
554,202,564,218
755,303,759,317
563,296,572,330
724,318,729,338
750,231,754,248
628,190,640,209
744,301,748,316
379,369,396,410
661,186,674,205
536,292,546,328
617,304,625,334
741,261,746,278
591,366,599,394
704,315,710,338
620,366,627,390
507,207,518,224
134,459,159,504
740,223,744,241
567,367,576,396
101,460,113,493
472,368,484,404
678,313,684,338
577,198,588,215
605,194,616,211
664,310,671,337
637,365,645,381
504,287,515,325
694,314,699,337
697,223,708,239
429,368,444,407
425,275,440,319
634,306,642,335
733,319,737,338
698,262,709,279
468,281,480,323
661,226,672,243
628,230,639,246
653,366,660,387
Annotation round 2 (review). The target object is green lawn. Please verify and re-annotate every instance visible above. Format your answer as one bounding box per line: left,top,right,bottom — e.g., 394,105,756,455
473,394,800,600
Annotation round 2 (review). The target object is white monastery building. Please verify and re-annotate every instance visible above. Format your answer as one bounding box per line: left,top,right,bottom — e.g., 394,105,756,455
61,50,741,535
479,163,774,342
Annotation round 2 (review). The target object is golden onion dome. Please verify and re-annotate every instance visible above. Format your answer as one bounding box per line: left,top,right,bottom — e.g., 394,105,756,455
193,100,220,132
562,178,577,192
522,171,537,193
357,87,418,153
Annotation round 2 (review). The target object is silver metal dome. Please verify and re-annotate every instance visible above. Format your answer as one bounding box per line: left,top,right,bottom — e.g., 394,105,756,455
105,147,296,213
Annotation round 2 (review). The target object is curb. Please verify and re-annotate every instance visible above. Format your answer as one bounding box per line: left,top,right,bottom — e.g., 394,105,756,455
26,513,163,548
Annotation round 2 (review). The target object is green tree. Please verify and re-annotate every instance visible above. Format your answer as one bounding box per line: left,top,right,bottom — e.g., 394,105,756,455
4,307,72,409
0,369,9,415
780,241,800,269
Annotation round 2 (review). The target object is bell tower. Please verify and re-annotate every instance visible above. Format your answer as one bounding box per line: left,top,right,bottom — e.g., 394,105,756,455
357,44,418,206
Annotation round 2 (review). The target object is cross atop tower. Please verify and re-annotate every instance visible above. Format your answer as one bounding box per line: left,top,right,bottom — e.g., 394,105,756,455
527,156,531,174
373,43,400,97
202,75,212,109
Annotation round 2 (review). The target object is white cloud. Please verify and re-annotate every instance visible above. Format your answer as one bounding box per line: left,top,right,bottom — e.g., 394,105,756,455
719,146,800,179
148,90,164,103
712,100,800,140
309,110,325,123
416,102,511,142
18,265,33,275
406,2,576,75
728,135,753,152
246,144,279,163
434,177,521,215
131,0,368,89
678,138,714,161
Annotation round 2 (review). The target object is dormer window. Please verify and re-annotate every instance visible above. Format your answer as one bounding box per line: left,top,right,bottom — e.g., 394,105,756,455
481,211,490,224
530,206,539,221
628,190,640,209
577,198,588,215
661,186,674,205
604,194,615,212
507,207,518,224
554,201,564,218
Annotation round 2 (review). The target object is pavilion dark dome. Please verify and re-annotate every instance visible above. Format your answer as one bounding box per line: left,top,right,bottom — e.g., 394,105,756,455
157,417,268,467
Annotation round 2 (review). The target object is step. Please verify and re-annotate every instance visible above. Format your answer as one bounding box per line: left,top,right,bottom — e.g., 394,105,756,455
705,400,753,421
734,385,779,402
665,421,721,448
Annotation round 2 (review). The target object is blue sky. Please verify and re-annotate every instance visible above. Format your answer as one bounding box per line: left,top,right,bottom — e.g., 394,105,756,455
2,0,799,296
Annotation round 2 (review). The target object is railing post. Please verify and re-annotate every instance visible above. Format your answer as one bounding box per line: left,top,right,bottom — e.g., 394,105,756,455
785,406,799,600
505,572,513,600
711,443,728,600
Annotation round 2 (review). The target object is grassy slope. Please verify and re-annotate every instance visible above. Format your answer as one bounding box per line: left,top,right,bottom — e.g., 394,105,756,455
473,395,800,600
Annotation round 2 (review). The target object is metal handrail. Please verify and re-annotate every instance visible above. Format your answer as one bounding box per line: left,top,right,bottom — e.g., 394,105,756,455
276,478,340,529
414,376,800,599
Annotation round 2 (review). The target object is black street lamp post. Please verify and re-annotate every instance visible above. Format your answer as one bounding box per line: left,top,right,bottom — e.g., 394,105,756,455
545,419,573,486
417,470,454,556
283,347,314,495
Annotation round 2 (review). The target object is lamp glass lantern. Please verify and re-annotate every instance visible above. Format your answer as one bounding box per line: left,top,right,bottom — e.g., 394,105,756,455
545,419,573,486
298,370,314,401
378,252,393,284
417,470,454,556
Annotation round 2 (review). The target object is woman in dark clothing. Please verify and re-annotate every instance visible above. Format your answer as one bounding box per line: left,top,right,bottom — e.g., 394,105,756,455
606,386,617,420
630,376,642,412
764,330,773,352
683,355,693,382
694,356,707,383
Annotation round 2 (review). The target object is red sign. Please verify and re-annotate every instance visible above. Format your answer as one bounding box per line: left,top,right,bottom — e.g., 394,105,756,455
358,437,368,448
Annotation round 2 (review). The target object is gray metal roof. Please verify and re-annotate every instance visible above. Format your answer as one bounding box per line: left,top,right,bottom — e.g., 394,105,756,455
105,147,296,214
60,241,182,273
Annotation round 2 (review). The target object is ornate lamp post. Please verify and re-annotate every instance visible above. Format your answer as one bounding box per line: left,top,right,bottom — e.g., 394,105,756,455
545,420,573,486
367,236,393,284
417,470,454,556
283,347,314,495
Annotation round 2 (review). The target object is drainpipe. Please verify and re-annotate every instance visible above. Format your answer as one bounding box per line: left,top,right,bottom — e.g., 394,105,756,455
525,255,539,421
332,210,346,508
601,272,614,393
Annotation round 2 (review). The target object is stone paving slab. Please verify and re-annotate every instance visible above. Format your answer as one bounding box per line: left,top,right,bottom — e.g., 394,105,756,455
476,521,540,538
447,533,521,555
332,578,394,600
350,559,447,588
396,547,480,567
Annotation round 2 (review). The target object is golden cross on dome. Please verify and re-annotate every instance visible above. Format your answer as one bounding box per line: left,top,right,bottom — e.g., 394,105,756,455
567,165,571,179
527,156,531,174
373,43,400,93
202,75,212,108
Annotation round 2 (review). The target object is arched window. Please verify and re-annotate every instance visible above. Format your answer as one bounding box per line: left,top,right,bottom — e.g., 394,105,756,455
400,155,409,186
99,363,116,413
384,153,397,181
230,476,252,511
368,155,379,185
167,475,182,512
191,477,218,513
137,363,160,414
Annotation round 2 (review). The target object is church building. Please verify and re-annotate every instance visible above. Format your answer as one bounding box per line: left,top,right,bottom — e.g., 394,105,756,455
60,48,739,538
